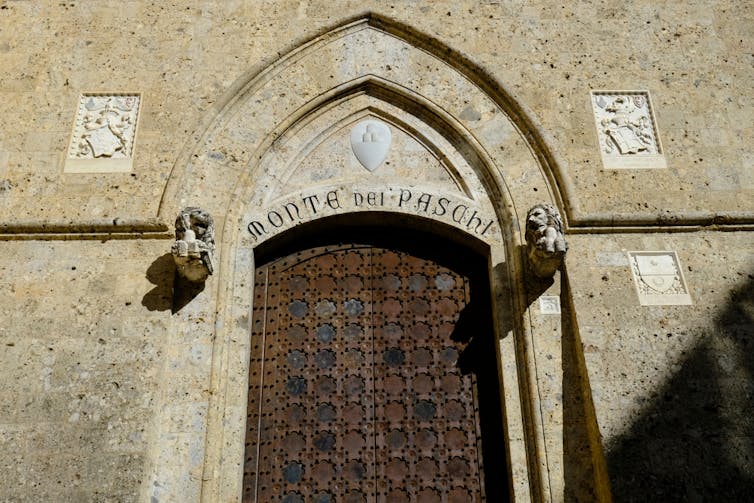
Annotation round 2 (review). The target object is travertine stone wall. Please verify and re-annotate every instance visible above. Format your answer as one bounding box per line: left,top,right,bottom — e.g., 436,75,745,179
567,231,754,501
0,1,751,223
0,240,172,501
0,1,752,502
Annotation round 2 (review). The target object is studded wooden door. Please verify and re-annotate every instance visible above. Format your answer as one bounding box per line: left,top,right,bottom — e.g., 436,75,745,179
243,245,487,503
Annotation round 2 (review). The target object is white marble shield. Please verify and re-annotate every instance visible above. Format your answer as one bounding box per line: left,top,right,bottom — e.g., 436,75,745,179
350,120,391,171
86,126,124,157
635,254,676,276
643,275,676,293
634,253,679,293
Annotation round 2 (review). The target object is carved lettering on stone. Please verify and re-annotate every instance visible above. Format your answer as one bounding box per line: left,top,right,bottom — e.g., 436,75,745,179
245,186,499,246
525,203,568,279
65,94,141,173
172,207,216,282
350,120,391,171
591,91,666,169
628,251,692,305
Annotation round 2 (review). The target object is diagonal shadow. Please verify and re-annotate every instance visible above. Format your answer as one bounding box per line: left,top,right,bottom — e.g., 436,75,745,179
561,271,610,502
606,273,754,502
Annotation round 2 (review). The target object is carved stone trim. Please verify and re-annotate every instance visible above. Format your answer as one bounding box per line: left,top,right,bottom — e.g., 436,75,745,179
590,90,666,169
628,251,692,305
64,93,141,173
244,184,500,246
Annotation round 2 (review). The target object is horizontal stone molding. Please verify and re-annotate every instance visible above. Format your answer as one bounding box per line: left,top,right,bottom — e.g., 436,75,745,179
0,219,170,240
566,211,754,233
2,210,752,241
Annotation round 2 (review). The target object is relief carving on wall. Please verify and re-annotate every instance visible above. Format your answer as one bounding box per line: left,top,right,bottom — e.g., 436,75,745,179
350,120,391,171
591,91,666,169
538,295,561,314
172,207,216,282
69,94,140,158
525,203,568,279
65,94,140,173
628,251,692,305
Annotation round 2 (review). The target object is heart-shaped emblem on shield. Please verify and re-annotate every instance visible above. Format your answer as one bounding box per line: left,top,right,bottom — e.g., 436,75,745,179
350,120,391,171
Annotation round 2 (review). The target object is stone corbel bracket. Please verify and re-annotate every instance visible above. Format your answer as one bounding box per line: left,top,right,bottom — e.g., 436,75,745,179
171,207,216,282
525,203,568,279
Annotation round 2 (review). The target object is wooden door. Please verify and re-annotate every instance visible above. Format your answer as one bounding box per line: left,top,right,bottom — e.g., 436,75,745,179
243,245,489,503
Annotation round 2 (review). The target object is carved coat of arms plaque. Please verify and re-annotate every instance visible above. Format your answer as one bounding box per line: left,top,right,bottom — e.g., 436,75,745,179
65,94,141,173
591,91,666,169
628,251,692,305
350,120,391,171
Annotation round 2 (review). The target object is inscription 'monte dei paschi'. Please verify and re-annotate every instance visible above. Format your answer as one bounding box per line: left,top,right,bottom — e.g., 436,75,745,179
247,187,495,241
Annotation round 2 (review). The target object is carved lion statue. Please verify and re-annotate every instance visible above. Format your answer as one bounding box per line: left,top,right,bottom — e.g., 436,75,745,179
171,207,216,281
525,203,567,278
174,207,214,245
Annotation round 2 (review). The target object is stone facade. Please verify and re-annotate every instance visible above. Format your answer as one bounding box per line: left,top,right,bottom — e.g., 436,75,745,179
0,2,752,502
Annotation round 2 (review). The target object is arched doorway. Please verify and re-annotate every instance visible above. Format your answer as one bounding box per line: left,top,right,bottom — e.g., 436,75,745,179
242,226,507,502
149,15,576,503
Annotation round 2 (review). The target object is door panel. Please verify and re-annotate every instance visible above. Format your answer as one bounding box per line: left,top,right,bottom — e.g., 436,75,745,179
244,245,486,503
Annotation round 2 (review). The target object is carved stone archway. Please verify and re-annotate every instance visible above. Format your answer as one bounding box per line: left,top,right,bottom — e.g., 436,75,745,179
148,14,575,503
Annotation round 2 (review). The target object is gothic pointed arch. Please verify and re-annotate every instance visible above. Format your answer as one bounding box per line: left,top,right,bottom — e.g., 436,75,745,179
147,13,589,503
158,13,567,242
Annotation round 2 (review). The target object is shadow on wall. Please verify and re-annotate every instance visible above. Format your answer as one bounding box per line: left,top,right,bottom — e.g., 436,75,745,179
142,253,175,312
560,272,611,502
607,273,754,502
141,253,204,313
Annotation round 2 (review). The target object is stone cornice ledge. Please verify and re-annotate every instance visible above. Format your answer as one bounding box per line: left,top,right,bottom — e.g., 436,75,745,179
0,219,171,241
566,210,754,234
1,211,753,241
